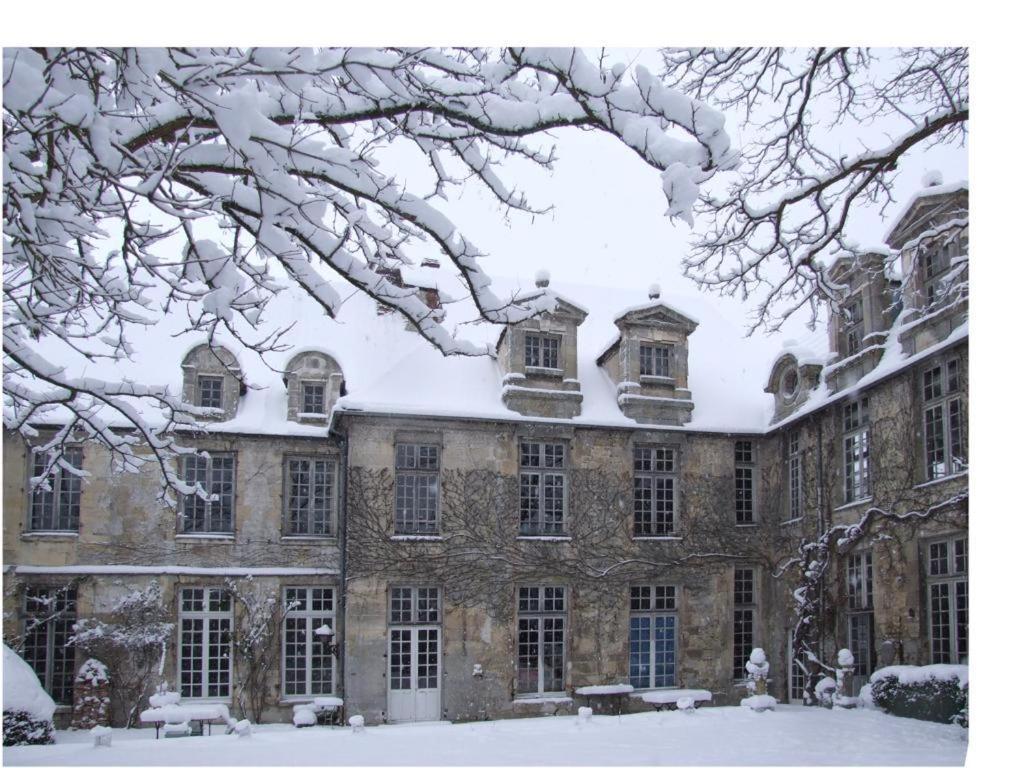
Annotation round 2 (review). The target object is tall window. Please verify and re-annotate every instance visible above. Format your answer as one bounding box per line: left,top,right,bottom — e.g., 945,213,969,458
283,587,335,697
633,446,676,536
923,358,966,480
517,586,566,695
789,628,807,703
928,537,968,664
846,552,875,685
922,238,958,307
181,453,235,533
301,381,326,415
30,449,83,532
524,333,560,370
22,586,77,704
787,433,802,520
389,587,441,694
286,457,335,536
395,444,439,534
843,400,870,503
179,588,232,699
629,586,676,689
733,567,755,678
519,441,566,536
639,344,671,378
844,298,864,356
734,441,755,525
197,375,224,409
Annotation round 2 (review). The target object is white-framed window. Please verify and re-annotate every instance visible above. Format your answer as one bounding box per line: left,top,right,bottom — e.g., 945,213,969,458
389,587,440,625
633,446,676,536
732,567,755,678
516,586,566,695
629,585,676,689
843,399,870,503
519,441,566,536
282,587,335,698
197,375,224,409
181,453,235,533
29,449,83,532
639,344,672,378
395,444,440,534
843,298,864,356
388,587,441,693
301,381,326,415
846,551,875,684
922,238,959,307
788,627,807,703
524,333,560,370
22,586,77,704
734,440,756,525
179,587,232,700
786,432,802,520
927,537,968,664
285,457,335,536
922,357,966,480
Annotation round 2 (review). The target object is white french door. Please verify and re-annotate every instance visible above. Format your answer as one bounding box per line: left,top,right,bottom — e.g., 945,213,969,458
387,626,441,722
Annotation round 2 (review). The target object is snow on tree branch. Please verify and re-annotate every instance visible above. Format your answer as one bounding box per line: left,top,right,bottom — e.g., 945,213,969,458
662,47,968,331
3,46,734,495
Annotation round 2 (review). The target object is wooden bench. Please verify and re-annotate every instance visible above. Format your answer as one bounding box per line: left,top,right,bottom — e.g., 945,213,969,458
140,703,231,738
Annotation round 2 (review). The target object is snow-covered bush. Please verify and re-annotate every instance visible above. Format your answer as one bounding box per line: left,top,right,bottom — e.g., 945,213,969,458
3,644,56,746
69,581,173,727
870,665,968,726
814,676,837,708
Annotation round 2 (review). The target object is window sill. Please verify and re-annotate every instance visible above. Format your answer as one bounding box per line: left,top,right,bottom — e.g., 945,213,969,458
525,366,564,378
639,375,675,386
175,533,235,541
20,531,79,540
734,523,758,529
517,535,572,542
279,696,337,706
780,517,804,527
513,694,572,705
914,471,968,490
390,534,443,541
632,536,682,541
835,497,873,512
296,412,328,420
281,535,336,543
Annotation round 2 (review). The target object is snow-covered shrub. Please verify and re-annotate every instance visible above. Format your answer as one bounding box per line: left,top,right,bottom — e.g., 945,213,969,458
349,715,365,732
814,676,837,708
870,665,968,726
69,581,173,727
3,645,56,746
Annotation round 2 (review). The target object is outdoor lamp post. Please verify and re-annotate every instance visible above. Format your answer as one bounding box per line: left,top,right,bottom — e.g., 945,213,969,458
314,624,340,657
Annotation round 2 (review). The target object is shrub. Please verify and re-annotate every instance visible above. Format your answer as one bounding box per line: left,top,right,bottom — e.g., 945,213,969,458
870,666,967,726
3,710,55,746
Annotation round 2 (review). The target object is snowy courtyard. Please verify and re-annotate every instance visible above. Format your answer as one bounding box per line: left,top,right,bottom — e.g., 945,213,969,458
3,707,967,766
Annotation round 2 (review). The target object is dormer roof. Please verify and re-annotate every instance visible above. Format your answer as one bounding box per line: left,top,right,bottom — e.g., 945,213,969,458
884,181,968,249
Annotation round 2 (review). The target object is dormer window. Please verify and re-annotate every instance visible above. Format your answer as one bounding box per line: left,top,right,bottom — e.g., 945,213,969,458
301,381,326,415
781,367,799,402
197,375,224,409
923,238,958,306
844,299,864,356
639,344,672,379
525,333,560,371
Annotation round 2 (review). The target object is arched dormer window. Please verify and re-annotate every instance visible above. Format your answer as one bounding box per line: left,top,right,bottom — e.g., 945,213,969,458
764,349,823,424
181,345,243,421
284,351,344,424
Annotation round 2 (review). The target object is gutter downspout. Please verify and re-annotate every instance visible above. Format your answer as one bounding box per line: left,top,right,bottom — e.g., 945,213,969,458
330,418,349,701
815,415,828,675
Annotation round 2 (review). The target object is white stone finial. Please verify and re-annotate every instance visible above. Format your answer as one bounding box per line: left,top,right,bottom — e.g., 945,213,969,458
648,283,661,300
922,169,944,188
535,269,550,289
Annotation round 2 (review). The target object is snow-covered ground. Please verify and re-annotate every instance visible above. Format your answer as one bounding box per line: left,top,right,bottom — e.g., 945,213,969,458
3,706,966,766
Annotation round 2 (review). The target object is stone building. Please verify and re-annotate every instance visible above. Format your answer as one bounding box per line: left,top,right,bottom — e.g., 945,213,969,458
2,181,967,726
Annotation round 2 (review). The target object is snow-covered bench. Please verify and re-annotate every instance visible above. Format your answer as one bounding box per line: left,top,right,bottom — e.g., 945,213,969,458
292,697,345,727
139,703,232,738
631,688,713,711
574,684,634,715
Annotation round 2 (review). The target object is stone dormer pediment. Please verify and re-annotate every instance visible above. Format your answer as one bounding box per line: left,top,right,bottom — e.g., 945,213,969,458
884,183,968,251
613,304,699,335
765,349,823,424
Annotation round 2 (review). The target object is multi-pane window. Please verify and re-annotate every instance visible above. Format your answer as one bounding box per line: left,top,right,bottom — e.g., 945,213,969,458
179,588,232,699
922,239,958,307
286,457,335,536
787,433,802,520
524,333,560,370
29,449,83,532
843,400,870,503
734,441,755,525
846,552,875,686
922,358,966,480
639,344,672,378
789,628,807,703
629,586,677,689
197,375,224,409
844,298,864,356
283,587,335,697
389,587,441,625
301,381,326,415
181,453,235,533
519,441,566,536
22,587,77,704
633,446,676,536
395,444,440,534
516,586,566,695
732,567,755,678
389,587,441,693
928,537,968,664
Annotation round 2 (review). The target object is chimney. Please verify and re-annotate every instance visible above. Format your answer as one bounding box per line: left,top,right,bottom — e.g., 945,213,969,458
648,283,661,300
421,258,440,269
535,269,550,289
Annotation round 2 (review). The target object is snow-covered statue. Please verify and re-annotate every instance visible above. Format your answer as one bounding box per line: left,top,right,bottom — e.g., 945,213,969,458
740,648,777,712
834,649,859,708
